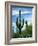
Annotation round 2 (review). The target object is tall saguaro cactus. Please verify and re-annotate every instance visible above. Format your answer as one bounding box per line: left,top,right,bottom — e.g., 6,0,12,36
16,10,24,34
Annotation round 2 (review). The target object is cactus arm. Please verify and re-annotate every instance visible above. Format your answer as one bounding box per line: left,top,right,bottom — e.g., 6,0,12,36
21,19,24,28
25,21,28,27
16,17,19,28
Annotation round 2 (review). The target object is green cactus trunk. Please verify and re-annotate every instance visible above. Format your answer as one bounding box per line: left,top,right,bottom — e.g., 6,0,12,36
16,10,24,34
19,27,21,34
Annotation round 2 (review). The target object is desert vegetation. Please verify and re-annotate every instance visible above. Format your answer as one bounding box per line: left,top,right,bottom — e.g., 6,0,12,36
12,10,32,38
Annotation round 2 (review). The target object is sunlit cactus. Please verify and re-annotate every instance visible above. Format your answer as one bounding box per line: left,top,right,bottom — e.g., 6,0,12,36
16,10,24,34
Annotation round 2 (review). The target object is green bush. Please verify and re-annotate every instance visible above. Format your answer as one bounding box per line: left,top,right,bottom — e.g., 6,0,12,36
12,22,32,38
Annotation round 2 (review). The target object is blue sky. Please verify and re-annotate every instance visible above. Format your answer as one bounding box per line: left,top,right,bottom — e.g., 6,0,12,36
11,6,32,32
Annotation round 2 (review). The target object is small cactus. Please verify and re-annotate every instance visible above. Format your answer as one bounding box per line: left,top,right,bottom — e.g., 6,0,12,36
16,10,24,34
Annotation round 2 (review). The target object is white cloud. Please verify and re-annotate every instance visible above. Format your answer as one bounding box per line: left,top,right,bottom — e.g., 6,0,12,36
21,22,32,31
12,10,19,15
12,22,16,33
24,16,32,22
21,11,32,15
12,22,16,27
28,22,32,25
12,10,32,16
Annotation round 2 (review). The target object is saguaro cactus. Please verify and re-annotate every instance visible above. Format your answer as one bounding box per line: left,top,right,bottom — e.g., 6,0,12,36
16,10,24,34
